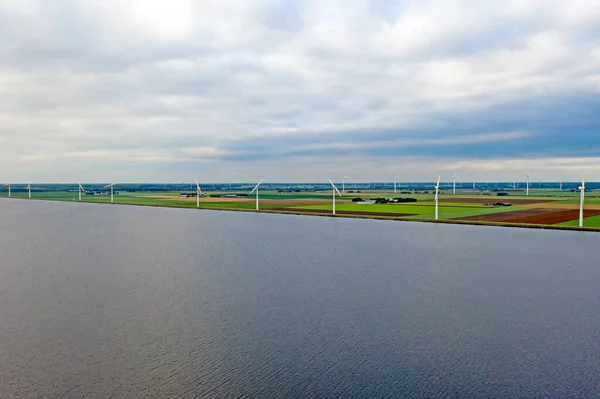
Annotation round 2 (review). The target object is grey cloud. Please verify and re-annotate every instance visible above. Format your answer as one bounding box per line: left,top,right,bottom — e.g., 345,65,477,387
1,0,600,182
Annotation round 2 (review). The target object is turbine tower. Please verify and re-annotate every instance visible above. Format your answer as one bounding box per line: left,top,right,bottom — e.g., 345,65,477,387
579,177,585,227
328,178,343,215
3,183,11,198
342,176,348,194
249,178,264,210
104,183,116,203
435,175,441,220
521,173,531,196
27,182,31,199
78,183,85,201
394,175,399,194
194,177,202,208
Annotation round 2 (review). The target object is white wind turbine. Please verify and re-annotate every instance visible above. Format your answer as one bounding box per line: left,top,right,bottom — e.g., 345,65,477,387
194,177,202,208
559,173,564,191
434,175,441,220
328,178,343,215
521,173,531,196
394,175,399,194
452,172,458,195
104,183,116,203
579,177,585,227
3,183,11,198
249,178,264,210
78,183,85,201
26,182,31,199
342,176,348,194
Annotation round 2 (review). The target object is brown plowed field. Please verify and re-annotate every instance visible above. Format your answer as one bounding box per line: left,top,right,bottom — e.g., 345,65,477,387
441,197,555,205
456,209,600,224
270,208,415,218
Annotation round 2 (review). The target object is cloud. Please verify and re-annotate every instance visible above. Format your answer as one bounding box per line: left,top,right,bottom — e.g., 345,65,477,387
0,0,599,182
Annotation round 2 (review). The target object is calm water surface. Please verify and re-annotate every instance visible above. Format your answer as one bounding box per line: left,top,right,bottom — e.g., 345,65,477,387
0,199,599,398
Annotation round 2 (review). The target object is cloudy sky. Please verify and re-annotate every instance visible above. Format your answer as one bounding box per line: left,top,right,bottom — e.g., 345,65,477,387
1,0,599,183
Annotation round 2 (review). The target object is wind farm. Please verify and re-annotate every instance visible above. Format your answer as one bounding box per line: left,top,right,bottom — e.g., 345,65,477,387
2,178,599,230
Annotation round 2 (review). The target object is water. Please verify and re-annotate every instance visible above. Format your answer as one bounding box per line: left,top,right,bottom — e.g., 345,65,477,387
0,199,599,398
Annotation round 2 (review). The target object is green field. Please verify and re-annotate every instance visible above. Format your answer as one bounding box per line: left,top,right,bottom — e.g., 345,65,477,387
294,202,524,220
557,215,600,228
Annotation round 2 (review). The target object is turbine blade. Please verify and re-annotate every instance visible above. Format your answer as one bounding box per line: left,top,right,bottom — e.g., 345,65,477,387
250,178,265,194
328,178,342,196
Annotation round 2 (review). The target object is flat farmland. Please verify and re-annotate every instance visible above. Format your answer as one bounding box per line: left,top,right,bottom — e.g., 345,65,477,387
455,208,600,224
2,189,599,230
290,203,525,220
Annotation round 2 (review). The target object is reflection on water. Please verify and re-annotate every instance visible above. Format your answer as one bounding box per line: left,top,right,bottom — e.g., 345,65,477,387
0,199,599,398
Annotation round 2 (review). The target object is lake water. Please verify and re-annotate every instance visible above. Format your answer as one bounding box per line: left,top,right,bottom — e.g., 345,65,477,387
1,199,599,398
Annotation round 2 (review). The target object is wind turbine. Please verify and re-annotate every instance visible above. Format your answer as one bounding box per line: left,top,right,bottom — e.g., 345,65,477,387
249,178,264,210
559,173,563,191
328,178,343,215
452,172,458,195
342,176,348,194
435,175,441,220
521,173,531,196
78,183,85,201
194,177,202,208
579,177,585,227
3,183,11,198
26,182,31,199
394,175,399,194
104,183,116,203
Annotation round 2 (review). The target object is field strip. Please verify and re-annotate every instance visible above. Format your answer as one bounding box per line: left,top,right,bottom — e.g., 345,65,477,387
439,197,557,205
522,203,600,210
269,208,415,218
145,196,331,206
456,208,600,224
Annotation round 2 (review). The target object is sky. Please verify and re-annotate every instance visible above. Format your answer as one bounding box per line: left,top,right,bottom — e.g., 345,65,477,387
0,0,599,183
